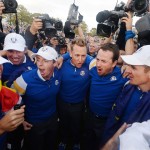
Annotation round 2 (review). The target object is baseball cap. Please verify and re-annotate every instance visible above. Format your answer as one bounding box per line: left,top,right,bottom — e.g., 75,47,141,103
0,56,9,64
121,45,150,67
3,33,26,52
32,46,58,61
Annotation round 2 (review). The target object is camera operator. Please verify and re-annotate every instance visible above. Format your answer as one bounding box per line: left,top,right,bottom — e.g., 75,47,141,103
24,18,43,60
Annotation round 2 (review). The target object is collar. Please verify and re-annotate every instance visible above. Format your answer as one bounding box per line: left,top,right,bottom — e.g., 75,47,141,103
37,69,54,81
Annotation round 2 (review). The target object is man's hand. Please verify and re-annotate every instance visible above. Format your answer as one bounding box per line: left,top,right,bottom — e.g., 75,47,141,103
0,105,25,135
30,18,43,35
23,121,33,130
27,50,36,62
101,123,127,150
57,56,64,69
121,12,133,31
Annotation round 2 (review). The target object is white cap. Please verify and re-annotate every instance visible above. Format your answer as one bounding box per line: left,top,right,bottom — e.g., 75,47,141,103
32,46,58,61
121,45,150,67
0,56,9,64
3,33,26,52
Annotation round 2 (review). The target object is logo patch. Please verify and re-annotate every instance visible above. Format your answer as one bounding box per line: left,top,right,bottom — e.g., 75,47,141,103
110,76,117,81
11,38,17,43
41,47,48,52
27,66,32,70
80,70,85,76
55,80,59,85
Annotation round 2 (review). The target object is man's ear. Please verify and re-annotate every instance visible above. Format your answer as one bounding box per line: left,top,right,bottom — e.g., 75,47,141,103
69,50,72,57
53,60,58,68
112,60,117,68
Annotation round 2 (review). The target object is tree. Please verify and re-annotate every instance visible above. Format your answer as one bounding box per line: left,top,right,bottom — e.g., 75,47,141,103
17,5,32,26
89,28,97,36
74,21,88,35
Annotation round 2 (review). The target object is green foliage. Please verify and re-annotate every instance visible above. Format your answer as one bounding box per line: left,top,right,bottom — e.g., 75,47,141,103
89,28,97,36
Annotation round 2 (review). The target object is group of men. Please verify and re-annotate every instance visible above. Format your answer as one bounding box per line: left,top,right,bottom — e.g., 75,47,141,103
0,31,150,150
0,1,150,150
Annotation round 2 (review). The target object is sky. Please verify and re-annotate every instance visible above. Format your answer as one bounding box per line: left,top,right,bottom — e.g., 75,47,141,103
17,0,138,30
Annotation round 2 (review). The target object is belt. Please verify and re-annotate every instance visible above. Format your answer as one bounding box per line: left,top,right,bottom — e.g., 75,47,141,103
62,100,84,106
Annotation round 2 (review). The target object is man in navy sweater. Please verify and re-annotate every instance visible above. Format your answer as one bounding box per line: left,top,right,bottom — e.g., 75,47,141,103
84,43,127,150
58,38,92,150
13,46,61,150
101,45,150,149
2,33,36,87
0,56,25,150
1,32,36,150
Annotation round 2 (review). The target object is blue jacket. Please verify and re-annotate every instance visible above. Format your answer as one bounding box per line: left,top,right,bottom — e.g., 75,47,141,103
101,83,150,146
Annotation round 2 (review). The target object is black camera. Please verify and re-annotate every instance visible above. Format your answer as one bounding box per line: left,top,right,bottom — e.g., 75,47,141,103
126,0,149,16
38,14,63,38
96,10,127,37
135,13,150,46
64,20,75,39
38,14,57,38
96,0,149,37
57,36,66,45
2,0,18,13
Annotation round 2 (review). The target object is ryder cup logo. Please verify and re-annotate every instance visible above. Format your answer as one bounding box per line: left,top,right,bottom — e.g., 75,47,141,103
55,80,59,85
110,76,117,81
80,70,85,76
11,38,17,43
41,47,48,52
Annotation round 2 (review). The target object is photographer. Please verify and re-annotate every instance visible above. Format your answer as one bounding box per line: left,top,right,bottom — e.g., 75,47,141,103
24,18,43,60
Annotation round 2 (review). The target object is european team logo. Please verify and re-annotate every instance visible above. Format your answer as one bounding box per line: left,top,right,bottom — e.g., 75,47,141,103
55,80,59,85
11,38,17,43
110,76,117,81
80,70,85,76
27,66,32,70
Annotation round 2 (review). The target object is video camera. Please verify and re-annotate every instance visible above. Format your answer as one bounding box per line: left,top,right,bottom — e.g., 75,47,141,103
96,0,149,37
64,3,83,39
135,13,150,46
2,0,18,13
38,14,63,38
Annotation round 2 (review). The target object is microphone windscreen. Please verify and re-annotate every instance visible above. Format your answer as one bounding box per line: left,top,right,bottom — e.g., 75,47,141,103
96,10,111,23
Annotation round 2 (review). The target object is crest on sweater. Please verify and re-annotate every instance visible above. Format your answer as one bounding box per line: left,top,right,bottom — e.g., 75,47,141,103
80,70,85,76
110,76,117,81
55,80,59,85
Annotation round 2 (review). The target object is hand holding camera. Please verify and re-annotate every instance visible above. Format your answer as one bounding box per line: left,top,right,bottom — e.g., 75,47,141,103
30,18,43,35
121,12,133,31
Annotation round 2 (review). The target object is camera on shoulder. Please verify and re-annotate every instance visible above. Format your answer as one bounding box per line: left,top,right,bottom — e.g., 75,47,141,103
2,0,18,13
